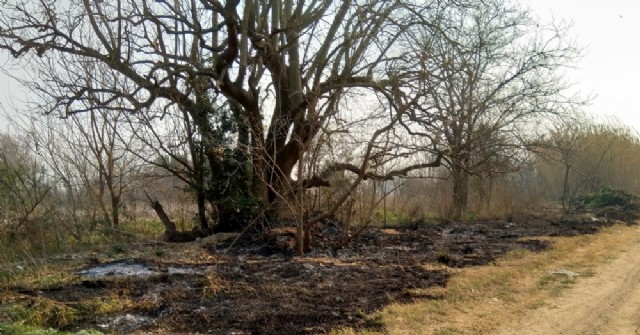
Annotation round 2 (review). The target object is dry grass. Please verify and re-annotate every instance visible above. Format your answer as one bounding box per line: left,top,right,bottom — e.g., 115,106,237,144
0,262,79,292
334,223,640,335
1,293,79,329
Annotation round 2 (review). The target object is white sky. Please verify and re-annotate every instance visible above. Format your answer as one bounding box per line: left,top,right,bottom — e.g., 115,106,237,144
1,1,639,131
522,0,640,131
0,59,22,131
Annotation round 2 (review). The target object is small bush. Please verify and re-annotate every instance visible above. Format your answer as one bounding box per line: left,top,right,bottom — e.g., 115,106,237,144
581,187,636,209
566,188,640,221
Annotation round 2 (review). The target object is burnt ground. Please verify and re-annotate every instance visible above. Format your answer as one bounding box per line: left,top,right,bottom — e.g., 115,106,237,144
3,212,634,335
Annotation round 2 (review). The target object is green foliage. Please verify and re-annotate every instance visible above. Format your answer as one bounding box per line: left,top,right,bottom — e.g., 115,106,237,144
154,246,165,257
541,121,640,210
106,245,126,257
190,97,259,231
580,187,636,209
120,219,165,237
375,209,407,227
206,148,258,231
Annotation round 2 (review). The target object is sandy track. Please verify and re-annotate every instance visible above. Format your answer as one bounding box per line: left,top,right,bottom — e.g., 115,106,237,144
496,228,640,335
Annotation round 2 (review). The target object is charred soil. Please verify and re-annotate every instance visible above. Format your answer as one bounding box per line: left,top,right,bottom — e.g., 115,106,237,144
2,213,631,335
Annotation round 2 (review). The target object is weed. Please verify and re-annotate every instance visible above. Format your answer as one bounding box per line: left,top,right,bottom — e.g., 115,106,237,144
202,273,225,297
79,292,133,316
153,246,165,257
297,287,313,297
537,273,576,297
354,308,367,319
1,264,76,292
3,296,78,329
502,247,529,260
107,245,125,257
121,220,165,237
425,300,449,316
581,187,635,209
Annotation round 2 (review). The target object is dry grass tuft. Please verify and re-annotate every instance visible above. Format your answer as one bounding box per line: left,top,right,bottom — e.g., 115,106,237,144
1,294,78,329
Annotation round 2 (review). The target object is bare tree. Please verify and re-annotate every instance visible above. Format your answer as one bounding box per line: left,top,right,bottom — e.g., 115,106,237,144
401,0,584,218
538,120,639,213
21,107,141,230
0,0,453,239
0,133,51,231
5,56,144,231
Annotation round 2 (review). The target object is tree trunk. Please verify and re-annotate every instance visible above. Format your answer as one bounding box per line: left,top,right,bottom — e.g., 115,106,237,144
196,192,208,231
150,199,176,234
451,165,470,220
111,194,120,227
296,149,305,256
486,176,493,212
149,198,202,242
562,164,571,213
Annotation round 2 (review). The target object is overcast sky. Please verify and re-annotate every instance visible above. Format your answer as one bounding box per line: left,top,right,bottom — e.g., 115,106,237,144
1,0,639,131
522,0,640,130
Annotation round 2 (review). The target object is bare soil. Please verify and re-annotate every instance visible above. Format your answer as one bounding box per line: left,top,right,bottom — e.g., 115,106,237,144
3,213,631,335
496,225,640,335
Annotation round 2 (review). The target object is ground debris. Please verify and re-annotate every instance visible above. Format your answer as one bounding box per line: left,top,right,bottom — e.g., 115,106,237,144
98,313,154,333
551,269,579,278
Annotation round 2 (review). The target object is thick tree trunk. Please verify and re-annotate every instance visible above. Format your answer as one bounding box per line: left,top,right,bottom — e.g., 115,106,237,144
196,192,208,231
95,179,113,227
150,199,176,234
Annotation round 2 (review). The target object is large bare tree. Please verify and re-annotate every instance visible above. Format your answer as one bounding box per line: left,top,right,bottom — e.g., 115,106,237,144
400,0,584,218
0,0,452,235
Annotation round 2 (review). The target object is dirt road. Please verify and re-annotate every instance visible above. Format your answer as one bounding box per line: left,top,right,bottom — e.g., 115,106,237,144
496,227,640,335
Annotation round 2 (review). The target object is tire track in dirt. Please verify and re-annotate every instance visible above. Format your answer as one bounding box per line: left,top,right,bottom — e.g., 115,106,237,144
600,268,640,335
496,227,640,335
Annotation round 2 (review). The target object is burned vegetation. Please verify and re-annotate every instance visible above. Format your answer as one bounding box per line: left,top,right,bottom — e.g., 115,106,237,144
3,206,632,335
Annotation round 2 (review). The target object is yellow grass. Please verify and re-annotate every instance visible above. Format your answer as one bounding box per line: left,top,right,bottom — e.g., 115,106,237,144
334,223,640,335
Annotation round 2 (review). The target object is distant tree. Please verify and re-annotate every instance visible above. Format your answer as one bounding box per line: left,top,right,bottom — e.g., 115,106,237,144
402,0,584,218
26,108,141,229
543,121,587,212
539,120,640,212
0,133,50,229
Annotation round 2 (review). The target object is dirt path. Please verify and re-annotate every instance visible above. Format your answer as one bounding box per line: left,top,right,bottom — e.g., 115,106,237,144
496,227,640,335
